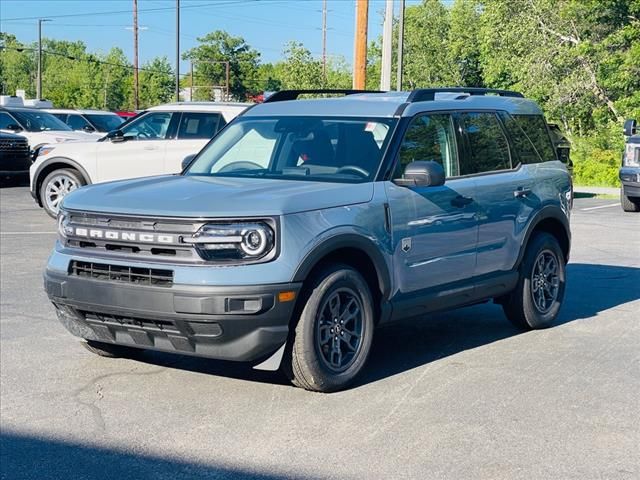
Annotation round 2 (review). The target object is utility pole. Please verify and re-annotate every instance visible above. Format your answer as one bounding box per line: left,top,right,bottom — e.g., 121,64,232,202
321,0,327,84
37,18,51,99
396,0,405,91
380,0,393,91
353,0,368,89
175,0,180,102
133,0,139,110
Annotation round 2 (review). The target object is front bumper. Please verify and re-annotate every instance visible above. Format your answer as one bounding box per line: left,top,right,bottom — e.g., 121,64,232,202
45,269,301,363
620,167,640,197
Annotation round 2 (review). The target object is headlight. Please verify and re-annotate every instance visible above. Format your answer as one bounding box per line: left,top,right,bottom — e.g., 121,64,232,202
37,146,55,157
624,144,640,167
57,210,73,241
184,222,276,262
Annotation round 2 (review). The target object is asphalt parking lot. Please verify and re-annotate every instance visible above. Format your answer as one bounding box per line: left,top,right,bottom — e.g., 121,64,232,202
1,183,639,480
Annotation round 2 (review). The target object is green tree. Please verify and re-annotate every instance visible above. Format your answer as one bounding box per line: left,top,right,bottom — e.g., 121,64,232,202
138,56,175,108
184,30,260,100
276,42,323,89
0,33,36,97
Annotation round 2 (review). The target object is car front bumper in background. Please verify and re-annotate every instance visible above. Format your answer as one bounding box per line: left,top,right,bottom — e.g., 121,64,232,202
45,269,301,364
620,167,640,197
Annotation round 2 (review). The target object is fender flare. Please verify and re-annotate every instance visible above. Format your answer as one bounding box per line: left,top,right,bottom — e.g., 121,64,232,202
32,156,93,204
291,233,392,300
516,205,571,266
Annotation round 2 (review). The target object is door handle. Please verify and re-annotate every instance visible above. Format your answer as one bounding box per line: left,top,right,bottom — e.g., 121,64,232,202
143,145,159,151
451,195,474,208
513,187,532,198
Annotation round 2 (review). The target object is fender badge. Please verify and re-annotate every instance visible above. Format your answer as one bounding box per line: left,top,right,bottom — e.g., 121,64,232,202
401,238,412,253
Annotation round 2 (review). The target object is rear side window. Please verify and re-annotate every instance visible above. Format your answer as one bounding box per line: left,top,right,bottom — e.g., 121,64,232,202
66,114,90,130
498,112,541,164
458,112,511,175
177,112,222,139
512,114,556,162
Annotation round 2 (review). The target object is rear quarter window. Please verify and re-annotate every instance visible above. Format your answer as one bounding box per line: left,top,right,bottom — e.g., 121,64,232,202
512,114,556,162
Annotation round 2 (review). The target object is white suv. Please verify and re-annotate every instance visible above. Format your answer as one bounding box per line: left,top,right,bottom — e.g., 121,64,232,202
30,102,249,217
0,106,98,151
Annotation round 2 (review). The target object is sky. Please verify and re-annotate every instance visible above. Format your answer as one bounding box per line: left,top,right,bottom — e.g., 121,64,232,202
0,0,425,73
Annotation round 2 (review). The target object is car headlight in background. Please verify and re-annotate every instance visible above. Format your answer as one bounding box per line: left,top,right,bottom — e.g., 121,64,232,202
624,144,639,167
184,222,276,262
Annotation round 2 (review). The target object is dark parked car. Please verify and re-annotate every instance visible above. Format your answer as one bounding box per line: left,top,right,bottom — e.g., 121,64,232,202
0,131,31,181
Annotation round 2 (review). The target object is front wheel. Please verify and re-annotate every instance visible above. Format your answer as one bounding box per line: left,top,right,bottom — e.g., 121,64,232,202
503,233,566,330
283,265,375,392
620,190,640,212
40,168,85,218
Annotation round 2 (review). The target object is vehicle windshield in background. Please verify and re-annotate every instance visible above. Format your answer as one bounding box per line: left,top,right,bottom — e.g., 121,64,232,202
11,110,72,132
86,114,124,132
186,116,396,183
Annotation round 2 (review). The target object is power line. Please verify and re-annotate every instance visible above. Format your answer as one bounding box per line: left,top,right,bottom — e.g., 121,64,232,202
0,0,255,22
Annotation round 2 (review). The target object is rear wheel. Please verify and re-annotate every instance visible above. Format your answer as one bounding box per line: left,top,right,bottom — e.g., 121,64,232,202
40,168,85,218
82,340,142,358
620,190,640,212
503,233,566,330
283,264,375,392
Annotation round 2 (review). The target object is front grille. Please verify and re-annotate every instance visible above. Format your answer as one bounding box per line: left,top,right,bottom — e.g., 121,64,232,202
0,138,29,154
81,310,180,333
69,260,173,287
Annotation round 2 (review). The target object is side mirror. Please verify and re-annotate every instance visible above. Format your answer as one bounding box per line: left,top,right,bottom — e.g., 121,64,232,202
394,161,445,187
106,129,125,143
82,125,96,132
182,154,196,170
6,124,23,132
623,119,637,137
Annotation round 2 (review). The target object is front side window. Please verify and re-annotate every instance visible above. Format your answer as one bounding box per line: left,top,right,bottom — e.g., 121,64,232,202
9,110,71,132
186,116,396,183
396,113,459,178
177,112,222,139
66,114,90,130
121,112,173,140
458,112,511,175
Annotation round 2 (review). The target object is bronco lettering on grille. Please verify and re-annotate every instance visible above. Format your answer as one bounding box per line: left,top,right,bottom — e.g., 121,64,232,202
72,227,176,244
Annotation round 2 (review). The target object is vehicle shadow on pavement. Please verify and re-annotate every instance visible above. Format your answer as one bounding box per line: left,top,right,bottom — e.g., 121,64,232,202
0,431,312,480
130,263,640,390
356,262,640,388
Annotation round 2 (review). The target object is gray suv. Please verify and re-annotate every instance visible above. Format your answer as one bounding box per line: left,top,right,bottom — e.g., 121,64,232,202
45,88,572,392
621,119,640,212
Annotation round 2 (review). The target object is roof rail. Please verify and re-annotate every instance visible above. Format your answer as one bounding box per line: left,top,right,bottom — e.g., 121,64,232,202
263,89,383,103
407,87,524,103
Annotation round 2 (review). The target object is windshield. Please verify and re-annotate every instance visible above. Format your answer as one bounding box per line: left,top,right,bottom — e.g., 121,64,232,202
11,110,72,132
186,116,396,183
86,113,124,132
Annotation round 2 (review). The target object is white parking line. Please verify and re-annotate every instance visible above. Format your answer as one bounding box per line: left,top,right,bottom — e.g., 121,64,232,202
581,203,620,211
0,231,56,235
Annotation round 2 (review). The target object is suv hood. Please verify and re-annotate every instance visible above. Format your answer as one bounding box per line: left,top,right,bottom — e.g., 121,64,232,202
62,175,374,217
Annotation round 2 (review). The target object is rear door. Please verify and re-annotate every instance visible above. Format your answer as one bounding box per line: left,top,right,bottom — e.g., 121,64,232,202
385,112,478,296
164,112,225,173
457,111,538,276
95,111,175,183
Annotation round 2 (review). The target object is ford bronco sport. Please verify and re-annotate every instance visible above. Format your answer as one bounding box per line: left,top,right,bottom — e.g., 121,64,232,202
45,88,572,392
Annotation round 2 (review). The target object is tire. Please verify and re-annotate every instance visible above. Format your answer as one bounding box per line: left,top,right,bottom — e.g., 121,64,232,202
620,189,640,212
40,168,85,218
503,232,566,330
283,264,375,393
82,340,142,358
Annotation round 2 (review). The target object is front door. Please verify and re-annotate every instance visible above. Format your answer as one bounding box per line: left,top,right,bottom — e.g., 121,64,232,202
164,112,224,173
96,111,175,183
385,113,478,298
